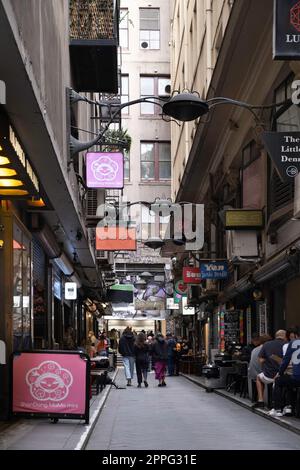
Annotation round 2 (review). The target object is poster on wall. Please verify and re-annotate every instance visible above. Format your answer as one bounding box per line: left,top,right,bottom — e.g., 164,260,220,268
223,311,241,345
12,351,90,423
257,302,268,336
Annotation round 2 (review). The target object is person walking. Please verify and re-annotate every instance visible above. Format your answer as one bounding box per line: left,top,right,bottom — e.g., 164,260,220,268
166,332,176,376
118,327,135,386
134,333,149,388
152,332,168,387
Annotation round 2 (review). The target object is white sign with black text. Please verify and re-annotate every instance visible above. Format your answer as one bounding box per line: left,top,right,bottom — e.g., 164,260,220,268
65,282,77,300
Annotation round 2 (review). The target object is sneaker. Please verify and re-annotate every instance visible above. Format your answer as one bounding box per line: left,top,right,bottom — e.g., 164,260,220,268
283,405,292,416
144,381,148,388
251,401,264,409
127,380,132,386
268,408,283,417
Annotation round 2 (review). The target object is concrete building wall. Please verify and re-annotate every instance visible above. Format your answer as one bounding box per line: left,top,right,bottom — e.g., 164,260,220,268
120,0,171,204
9,0,70,166
170,0,233,200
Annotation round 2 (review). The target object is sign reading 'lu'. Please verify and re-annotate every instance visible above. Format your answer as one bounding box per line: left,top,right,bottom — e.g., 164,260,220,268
262,132,300,182
274,0,300,59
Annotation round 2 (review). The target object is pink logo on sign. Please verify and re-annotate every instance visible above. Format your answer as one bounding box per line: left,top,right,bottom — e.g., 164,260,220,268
86,152,124,189
26,361,73,402
13,353,87,415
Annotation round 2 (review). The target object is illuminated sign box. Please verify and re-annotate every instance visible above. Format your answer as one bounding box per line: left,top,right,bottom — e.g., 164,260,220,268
0,111,40,198
200,261,228,280
86,152,124,189
96,226,136,251
225,210,264,230
65,282,77,300
183,267,201,284
273,0,300,60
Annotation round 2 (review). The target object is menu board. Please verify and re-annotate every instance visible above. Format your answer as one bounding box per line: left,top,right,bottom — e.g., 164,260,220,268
223,311,240,343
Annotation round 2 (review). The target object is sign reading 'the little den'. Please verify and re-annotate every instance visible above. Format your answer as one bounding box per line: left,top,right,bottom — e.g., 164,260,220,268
262,132,300,182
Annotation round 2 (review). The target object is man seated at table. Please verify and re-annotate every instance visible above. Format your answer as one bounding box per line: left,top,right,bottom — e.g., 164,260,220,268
252,330,286,409
269,326,300,417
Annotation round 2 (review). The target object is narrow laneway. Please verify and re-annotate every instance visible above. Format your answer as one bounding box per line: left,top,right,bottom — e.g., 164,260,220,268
86,371,300,450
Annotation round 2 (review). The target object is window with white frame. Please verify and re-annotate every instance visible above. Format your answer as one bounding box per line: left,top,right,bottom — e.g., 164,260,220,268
139,8,160,49
119,8,129,49
140,75,170,115
124,149,130,181
121,75,129,115
140,142,171,181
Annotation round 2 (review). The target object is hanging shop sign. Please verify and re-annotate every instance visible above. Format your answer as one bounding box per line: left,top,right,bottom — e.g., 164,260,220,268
182,267,201,284
86,152,124,189
107,284,134,303
273,0,300,60
64,282,77,300
0,111,40,198
200,261,228,280
182,295,195,315
96,226,136,251
262,131,300,182
225,210,264,230
166,297,180,310
174,279,188,295
12,351,90,423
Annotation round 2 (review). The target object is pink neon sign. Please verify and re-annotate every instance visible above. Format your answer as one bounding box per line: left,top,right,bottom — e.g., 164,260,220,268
86,152,124,189
12,353,88,415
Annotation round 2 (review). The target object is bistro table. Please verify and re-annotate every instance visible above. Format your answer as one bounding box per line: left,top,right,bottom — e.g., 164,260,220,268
179,355,206,375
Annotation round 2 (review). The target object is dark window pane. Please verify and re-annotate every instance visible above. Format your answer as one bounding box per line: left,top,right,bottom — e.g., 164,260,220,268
159,143,171,161
159,162,171,179
141,162,155,180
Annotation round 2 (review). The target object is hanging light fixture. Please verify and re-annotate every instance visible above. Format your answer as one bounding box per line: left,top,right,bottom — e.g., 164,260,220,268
0,189,28,196
140,271,153,279
0,156,10,165
27,198,46,207
0,168,17,177
0,179,23,187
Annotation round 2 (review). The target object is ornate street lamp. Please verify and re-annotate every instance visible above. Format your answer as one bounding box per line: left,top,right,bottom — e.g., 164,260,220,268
68,88,272,158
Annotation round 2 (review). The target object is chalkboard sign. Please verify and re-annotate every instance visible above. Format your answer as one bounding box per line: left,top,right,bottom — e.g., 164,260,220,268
224,311,240,343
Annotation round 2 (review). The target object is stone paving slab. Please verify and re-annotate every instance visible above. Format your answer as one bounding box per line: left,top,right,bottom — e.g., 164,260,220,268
86,370,300,450
0,370,117,450
181,373,300,436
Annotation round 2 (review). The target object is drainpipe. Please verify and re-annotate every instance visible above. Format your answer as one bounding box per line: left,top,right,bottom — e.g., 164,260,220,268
206,0,213,88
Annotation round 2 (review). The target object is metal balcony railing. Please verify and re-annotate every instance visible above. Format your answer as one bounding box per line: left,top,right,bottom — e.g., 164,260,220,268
70,0,119,41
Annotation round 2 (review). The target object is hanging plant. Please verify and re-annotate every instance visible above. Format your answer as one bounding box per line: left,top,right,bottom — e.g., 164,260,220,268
101,128,132,153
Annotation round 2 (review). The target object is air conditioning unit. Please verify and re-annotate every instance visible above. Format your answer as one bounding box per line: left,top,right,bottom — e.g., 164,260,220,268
86,189,105,227
226,230,259,263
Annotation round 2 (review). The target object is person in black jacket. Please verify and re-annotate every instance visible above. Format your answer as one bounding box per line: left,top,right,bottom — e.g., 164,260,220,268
152,333,168,387
118,327,135,386
134,333,149,388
